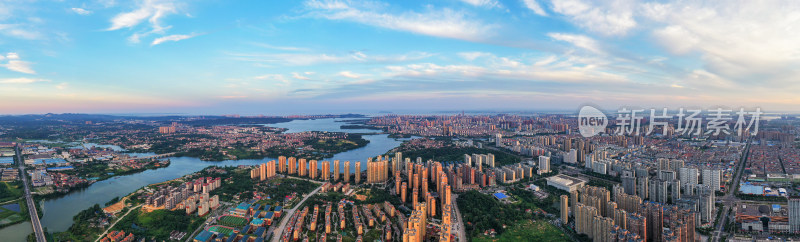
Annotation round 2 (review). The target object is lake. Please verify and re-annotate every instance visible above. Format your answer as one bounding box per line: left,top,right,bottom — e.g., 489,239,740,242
0,118,410,240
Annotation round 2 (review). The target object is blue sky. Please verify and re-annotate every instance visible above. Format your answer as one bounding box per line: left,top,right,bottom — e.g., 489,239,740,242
1,0,799,115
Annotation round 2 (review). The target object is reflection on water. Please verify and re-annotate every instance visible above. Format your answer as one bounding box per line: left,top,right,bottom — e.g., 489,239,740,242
0,222,32,242
0,118,410,237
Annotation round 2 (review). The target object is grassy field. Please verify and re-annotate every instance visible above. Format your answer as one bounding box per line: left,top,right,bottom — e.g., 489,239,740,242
219,215,248,227
0,181,23,203
473,220,569,242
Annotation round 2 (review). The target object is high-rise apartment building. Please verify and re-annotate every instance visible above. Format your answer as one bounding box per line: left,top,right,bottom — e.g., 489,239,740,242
333,160,340,181
561,195,569,224
538,156,551,175
288,157,297,174
355,162,361,184
702,169,721,191
344,161,351,182
790,198,800,232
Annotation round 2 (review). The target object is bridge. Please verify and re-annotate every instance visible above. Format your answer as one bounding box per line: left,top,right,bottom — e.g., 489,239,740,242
123,152,176,161
17,145,46,242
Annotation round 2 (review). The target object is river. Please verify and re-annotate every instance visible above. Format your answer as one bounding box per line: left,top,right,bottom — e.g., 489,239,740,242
0,118,408,240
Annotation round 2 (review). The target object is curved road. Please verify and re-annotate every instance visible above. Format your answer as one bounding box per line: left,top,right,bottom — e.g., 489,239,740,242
94,205,142,242
270,184,323,242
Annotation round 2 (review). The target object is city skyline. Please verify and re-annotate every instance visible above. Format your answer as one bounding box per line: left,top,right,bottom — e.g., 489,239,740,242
2,0,799,114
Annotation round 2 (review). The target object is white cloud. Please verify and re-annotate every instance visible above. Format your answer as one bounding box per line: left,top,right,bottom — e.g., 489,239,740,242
150,33,199,46
218,95,248,99
460,0,501,8
4,60,35,74
304,0,496,41
458,52,492,61
338,71,361,79
550,0,636,36
385,54,628,84
254,74,291,86
1,52,35,74
292,72,311,80
56,83,69,89
521,0,547,16
107,0,192,44
547,33,604,54
0,78,49,84
229,51,432,66
107,0,177,31
0,24,42,40
71,8,92,15
252,42,311,52
641,1,800,83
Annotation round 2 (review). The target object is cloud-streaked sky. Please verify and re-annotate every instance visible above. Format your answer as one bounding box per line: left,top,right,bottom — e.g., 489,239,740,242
1,0,800,114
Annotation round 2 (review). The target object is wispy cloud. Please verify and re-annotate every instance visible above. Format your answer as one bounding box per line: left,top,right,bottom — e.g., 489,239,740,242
218,95,248,99
550,0,636,36
292,72,311,80
254,74,291,86
151,33,200,46
458,52,492,61
252,42,311,52
304,0,497,41
106,0,196,45
521,0,547,16
0,24,43,40
229,51,433,66
459,0,502,8
547,33,604,54
0,78,49,84
71,8,92,15
338,71,361,79
107,0,177,31
1,52,36,74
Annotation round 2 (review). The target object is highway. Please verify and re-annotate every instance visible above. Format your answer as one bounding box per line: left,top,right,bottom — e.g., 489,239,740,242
16,145,47,242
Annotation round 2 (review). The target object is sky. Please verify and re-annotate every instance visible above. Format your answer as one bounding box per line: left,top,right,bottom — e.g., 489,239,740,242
1,0,800,115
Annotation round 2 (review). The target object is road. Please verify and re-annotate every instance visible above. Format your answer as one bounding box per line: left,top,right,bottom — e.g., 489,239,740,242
16,145,47,242
270,184,323,242
451,194,467,242
94,205,142,242
712,140,750,242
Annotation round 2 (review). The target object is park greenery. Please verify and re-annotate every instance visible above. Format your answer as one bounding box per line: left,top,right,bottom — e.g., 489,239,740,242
457,191,527,237
194,166,255,201
110,208,205,241
255,177,319,206
173,133,370,161
60,159,168,181
473,220,570,242
457,180,569,239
